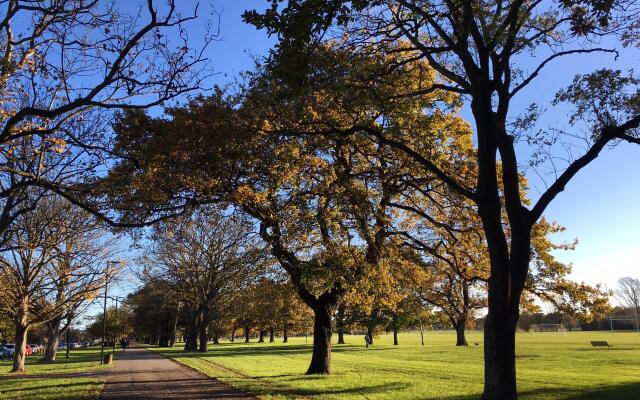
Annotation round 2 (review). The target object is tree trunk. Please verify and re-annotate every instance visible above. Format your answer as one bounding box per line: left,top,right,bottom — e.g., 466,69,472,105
244,326,250,343
12,297,29,373
230,324,236,342
269,327,275,343
456,318,468,346
473,102,531,400
258,329,265,343
392,313,399,346
198,308,209,353
481,242,530,399
184,309,199,352
366,324,374,346
482,311,518,399
169,309,179,347
43,317,62,362
337,304,345,344
306,302,334,375
12,323,28,372
283,327,288,343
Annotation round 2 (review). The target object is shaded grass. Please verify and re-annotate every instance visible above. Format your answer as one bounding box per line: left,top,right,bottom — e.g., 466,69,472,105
0,347,120,400
151,331,640,400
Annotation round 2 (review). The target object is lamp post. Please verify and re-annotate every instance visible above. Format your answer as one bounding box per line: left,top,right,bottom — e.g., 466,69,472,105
112,296,123,355
100,273,108,364
100,261,120,364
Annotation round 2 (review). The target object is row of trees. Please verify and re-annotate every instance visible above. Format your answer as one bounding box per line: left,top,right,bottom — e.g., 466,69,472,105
0,0,213,372
101,48,610,376
0,2,636,400
90,1,638,398
0,195,118,371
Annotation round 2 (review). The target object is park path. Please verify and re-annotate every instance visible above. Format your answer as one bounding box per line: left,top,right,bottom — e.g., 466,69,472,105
99,347,255,400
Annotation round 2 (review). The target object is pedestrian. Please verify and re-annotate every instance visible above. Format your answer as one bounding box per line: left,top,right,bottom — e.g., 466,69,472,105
364,334,371,348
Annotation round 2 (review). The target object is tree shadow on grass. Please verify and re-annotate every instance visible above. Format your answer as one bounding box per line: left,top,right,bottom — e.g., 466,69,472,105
254,382,411,398
441,382,640,400
0,379,99,400
163,343,392,360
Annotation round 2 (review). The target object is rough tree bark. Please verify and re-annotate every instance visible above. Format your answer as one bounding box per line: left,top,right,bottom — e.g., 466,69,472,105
169,309,179,347
12,299,29,372
336,303,346,344
198,307,209,353
244,326,250,343
455,318,468,347
392,313,399,346
184,308,199,352
43,316,63,362
306,300,335,375
475,109,532,400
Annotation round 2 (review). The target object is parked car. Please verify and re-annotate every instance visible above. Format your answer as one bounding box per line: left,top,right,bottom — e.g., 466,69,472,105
2,344,15,357
29,344,43,354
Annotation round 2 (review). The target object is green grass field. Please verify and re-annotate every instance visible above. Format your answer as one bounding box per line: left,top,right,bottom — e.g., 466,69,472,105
0,347,118,400
151,331,640,400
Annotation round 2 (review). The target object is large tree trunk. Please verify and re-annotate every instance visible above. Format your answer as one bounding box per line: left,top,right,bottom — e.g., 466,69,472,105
306,302,334,375
283,327,288,343
269,327,275,343
184,309,199,352
230,324,236,342
244,326,250,343
482,310,518,399
258,329,265,343
12,298,29,372
336,303,345,344
455,318,468,346
481,245,530,399
474,100,531,400
12,323,28,372
479,216,530,398
392,313,399,346
198,307,209,353
43,317,62,362
169,308,179,347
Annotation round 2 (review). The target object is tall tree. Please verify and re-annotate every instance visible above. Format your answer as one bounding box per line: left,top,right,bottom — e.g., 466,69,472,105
0,0,212,247
102,75,452,373
244,4,639,396
617,277,640,324
0,196,114,371
143,208,266,352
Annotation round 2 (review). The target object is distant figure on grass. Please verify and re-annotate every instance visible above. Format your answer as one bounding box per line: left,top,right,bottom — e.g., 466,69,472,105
364,334,372,348
120,339,127,351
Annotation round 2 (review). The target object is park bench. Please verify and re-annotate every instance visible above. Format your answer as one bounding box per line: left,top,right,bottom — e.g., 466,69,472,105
590,341,612,348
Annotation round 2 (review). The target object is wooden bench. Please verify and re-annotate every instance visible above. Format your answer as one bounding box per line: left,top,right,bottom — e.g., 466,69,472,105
590,341,612,348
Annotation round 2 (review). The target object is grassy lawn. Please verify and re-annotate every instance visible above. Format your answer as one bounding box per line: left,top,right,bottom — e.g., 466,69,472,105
151,331,640,400
0,347,119,400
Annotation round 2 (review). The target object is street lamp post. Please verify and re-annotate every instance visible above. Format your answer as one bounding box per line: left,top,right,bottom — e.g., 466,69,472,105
112,297,122,355
100,273,108,364
100,261,119,365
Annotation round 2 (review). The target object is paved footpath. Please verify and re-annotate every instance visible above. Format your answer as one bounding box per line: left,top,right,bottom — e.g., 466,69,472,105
99,347,255,400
